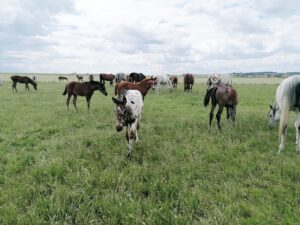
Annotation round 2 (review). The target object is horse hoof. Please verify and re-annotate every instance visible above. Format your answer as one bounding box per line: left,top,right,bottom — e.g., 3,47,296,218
277,150,282,155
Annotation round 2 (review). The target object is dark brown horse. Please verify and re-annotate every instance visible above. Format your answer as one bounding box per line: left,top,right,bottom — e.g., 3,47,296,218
204,85,238,129
99,73,115,86
183,73,194,92
11,75,37,92
115,78,155,99
170,75,178,88
62,81,108,111
58,76,68,82
129,72,146,83
76,75,83,82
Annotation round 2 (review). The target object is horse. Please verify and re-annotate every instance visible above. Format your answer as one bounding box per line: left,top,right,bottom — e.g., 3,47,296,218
170,75,178,88
11,75,37,92
58,76,68,82
89,74,94,81
112,90,144,159
115,73,125,83
183,73,194,92
204,85,238,129
99,73,115,86
76,75,83,82
268,75,300,154
152,74,173,94
62,80,108,111
207,73,232,90
115,78,155,100
129,72,146,83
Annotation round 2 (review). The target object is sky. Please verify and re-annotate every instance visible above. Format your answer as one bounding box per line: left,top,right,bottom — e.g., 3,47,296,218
1,0,300,74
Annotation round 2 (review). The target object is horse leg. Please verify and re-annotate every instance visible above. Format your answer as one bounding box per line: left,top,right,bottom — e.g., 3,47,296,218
278,124,288,154
216,105,224,130
86,96,91,111
126,127,133,159
25,83,29,91
12,82,17,92
209,104,216,128
294,112,300,154
66,94,72,111
73,95,78,111
226,107,230,119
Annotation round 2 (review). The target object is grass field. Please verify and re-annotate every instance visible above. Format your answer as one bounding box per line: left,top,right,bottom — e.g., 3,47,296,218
0,79,299,224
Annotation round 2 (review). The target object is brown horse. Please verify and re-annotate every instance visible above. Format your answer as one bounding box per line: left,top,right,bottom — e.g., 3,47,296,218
183,73,194,92
11,75,37,92
170,75,178,88
58,76,68,82
204,85,238,129
99,73,115,86
76,75,83,82
62,81,108,111
115,78,155,99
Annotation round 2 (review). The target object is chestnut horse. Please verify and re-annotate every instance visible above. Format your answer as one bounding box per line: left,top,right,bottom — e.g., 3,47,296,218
11,75,37,92
183,73,194,92
204,85,238,129
62,81,108,111
170,75,178,88
100,73,115,86
115,78,155,99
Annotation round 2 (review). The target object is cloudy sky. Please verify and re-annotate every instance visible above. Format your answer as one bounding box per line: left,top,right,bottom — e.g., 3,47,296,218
1,0,300,74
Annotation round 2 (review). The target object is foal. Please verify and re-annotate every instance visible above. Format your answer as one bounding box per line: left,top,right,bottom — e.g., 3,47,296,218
112,90,144,158
62,80,108,111
204,85,238,129
11,75,37,92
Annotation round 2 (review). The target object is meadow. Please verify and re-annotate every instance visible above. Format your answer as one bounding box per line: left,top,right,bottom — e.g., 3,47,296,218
0,77,299,224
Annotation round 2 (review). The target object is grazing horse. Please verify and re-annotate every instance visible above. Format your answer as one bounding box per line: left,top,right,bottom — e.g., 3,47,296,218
115,73,125,83
204,85,238,129
99,73,115,86
152,74,173,94
11,75,37,92
268,75,300,154
183,73,194,92
129,72,146,83
62,80,108,111
76,75,83,82
58,76,68,82
170,75,178,88
207,73,232,90
115,78,155,99
112,90,144,158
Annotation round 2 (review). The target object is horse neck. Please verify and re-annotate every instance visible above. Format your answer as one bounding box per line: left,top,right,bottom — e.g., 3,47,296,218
28,78,35,85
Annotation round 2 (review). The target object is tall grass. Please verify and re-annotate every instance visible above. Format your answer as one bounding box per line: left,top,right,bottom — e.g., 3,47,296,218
0,81,299,224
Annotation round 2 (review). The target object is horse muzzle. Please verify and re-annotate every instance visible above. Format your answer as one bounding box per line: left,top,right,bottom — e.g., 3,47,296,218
116,124,123,132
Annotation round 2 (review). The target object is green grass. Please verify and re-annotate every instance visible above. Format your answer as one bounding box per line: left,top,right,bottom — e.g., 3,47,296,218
0,81,299,224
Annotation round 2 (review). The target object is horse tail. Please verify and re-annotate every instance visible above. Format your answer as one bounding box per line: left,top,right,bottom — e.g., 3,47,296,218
62,85,67,95
204,89,212,106
279,101,289,137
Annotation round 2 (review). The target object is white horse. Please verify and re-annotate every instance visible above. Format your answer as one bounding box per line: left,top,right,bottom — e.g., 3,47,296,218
206,73,232,90
152,74,173,94
269,75,300,154
112,90,144,158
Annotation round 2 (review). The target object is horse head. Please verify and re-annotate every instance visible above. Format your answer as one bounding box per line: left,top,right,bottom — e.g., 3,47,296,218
268,102,280,129
112,96,128,131
99,83,108,96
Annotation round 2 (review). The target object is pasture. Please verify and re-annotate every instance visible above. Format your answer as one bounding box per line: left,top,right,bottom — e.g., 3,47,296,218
0,77,299,224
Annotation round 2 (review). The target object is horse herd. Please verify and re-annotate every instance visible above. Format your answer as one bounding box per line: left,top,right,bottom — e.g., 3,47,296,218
4,73,299,158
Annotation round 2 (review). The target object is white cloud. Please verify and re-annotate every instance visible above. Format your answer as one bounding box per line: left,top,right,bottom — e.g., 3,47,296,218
1,0,300,73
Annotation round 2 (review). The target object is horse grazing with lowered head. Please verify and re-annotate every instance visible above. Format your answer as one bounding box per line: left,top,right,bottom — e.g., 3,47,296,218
268,75,300,154
207,73,232,90
112,90,144,159
170,75,178,88
115,78,155,100
100,73,115,86
58,76,68,82
76,75,83,82
183,73,194,92
204,85,238,129
152,74,173,94
62,80,108,111
129,72,146,83
11,75,37,92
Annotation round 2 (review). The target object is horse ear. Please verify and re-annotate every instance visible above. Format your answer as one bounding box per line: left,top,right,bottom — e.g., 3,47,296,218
122,95,127,104
112,97,121,104
269,105,273,109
